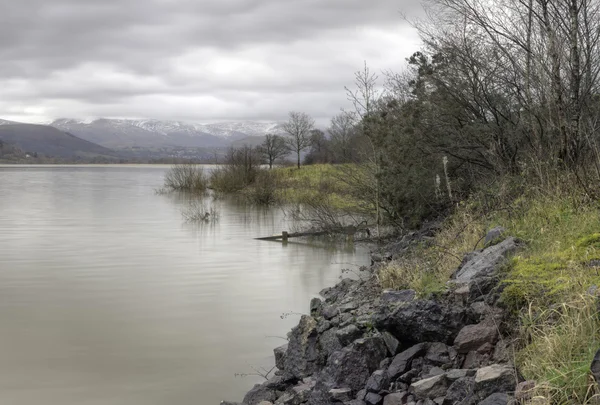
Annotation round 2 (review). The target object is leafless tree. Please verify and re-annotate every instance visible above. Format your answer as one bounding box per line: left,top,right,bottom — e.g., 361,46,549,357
257,134,289,169
328,113,358,162
282,111,315,168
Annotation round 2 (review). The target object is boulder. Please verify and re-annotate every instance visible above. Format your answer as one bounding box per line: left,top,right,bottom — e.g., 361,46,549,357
337,324,363,347
483,227,506,247
320,327,343,359
311,336,388,403
311,297,324,317
365,369,389,393
329,388,353,402
243,382,278,405
474,365,516,399
375,300,467,346
345,401,367,405
381,289,416,304
365,392,383,405
478,393,511,405
381,331,401,356
274,344,288,370
454,323,498,354
383,392,409,405
284,315,320,379
425,342,457,367
410,375,448,400
591,348,600,384
388,343,428,380
442,377,475,405
323,305,339,320
453,238,518,282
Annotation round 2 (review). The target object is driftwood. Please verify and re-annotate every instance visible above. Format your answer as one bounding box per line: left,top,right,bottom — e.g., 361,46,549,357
255,225,369,241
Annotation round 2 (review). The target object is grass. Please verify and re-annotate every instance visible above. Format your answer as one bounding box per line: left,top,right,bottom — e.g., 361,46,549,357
377,172,600,403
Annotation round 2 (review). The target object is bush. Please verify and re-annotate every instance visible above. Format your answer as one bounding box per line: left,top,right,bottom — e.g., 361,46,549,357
181,199,219,223
163,163,208,192
243,170,282,206
209,146,261,193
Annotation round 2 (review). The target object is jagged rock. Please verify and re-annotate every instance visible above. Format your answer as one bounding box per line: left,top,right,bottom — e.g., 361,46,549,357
453,238,518,282
258,402,274,405
462,350,491,369
365,392,383,405
356,389,367,400
337,324,363,346
311,336,388,403
591,348,600,384
442,377,475,405
243,382,278,405
381,289,416,304
274,344,288,370
454,323,498,354
484,227,506,247
317,320,332,334
388,343,428,380
474,365,516,399
320,327,343,359
285,315,319,379
478,393,511,405
382,331,401,356
410,375,448,400
492,340,511,363
323,305,339,320
345,400,367,405
329,388,353,402
445,369,475,381
379,357,392,370
375,300,467,346
339,301,359,313
366,369,389,393
383,392,409,405
427,367,445,377
311,298,324,317
220,402,242,405
425,342,457,367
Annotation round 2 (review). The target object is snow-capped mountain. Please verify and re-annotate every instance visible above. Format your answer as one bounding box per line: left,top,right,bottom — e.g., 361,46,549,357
0,119,18,125
49,118,284,149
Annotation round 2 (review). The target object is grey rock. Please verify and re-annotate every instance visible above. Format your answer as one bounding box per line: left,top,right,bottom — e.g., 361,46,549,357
257,402,273,405
425,342,457,367
284,315,319,379
454,323,498,354
474,365,516,399
381,289,416,304
329,388,353,402
410,375,448,400
274,344,288,370
356,389,367,400
484,227,506,247
592,348,600,384
478,393,510,405
365,392,383,405
311,297,324,317
433,398,444,405
220,402,243,405
428,367,445,377
243,382,278,405
317,320,332,334
379,357,392,370
311,336,388,402
337,324,363,347
375,300,467,346
339,302,359,313
453,238,518,282
366,370,389,393
382,331,401,356
462,350,490,369
345,401,367,405
442,377,475,405
323,305,339,320
320,327,343,359
383,392,409,405
388,343,428,380
445,369,470,381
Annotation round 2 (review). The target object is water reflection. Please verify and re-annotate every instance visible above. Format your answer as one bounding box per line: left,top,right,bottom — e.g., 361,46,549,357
0,165,371,405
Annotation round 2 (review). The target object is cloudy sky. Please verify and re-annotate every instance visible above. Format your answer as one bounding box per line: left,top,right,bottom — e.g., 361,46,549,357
0,0,422,125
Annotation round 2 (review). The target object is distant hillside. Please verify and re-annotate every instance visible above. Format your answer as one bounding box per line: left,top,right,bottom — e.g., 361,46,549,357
50,118,284,149
231,135,269,148
0,123,116,158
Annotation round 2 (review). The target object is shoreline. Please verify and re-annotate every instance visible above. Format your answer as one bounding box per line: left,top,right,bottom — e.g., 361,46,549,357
223,229,524,405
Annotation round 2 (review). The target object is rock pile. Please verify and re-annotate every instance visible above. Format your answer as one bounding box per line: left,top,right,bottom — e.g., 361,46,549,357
222,233,521,405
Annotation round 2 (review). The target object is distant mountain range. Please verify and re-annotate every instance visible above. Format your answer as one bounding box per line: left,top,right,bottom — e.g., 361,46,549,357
49,118,285,149
0,122,115,159
0,117,287,162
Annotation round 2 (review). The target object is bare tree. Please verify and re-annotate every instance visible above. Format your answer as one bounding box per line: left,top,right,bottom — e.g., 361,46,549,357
328,112,357,162
282,111,315,168
257,134,289,169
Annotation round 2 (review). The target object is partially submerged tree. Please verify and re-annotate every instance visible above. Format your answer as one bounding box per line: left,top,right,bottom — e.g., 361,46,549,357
282,111,315,168
257,134,289,169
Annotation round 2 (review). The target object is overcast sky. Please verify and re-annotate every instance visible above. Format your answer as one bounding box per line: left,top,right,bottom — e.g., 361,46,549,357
0,0,422,125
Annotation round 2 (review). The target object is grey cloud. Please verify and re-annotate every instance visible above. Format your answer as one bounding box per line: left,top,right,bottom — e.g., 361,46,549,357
0,0,423,123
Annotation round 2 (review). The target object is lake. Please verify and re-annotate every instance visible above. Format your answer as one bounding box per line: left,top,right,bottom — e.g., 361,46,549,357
0,165,371,405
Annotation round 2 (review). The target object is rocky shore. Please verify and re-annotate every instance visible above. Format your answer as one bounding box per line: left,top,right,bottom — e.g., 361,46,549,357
223,229,527,405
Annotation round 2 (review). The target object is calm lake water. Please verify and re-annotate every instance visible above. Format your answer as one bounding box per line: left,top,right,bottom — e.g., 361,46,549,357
0,165,370,405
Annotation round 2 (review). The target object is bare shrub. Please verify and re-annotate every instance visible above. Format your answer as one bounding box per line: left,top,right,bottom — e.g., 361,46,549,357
164,163,208,192
181,199,220,223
